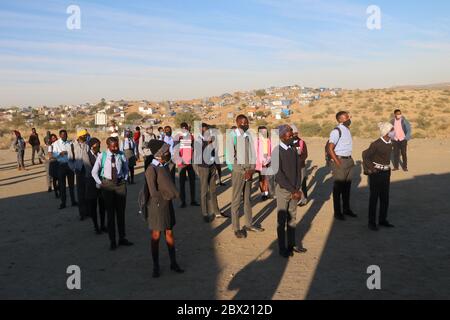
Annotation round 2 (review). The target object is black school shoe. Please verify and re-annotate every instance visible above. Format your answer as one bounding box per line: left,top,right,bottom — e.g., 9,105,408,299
379,221,395,228
344,210,358,218
234,230,247,239
368,224,379,231
170,263,185,274
118,239,134,246
291,246,308,254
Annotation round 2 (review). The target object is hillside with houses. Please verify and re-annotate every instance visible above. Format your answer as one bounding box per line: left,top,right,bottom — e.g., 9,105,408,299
1,84,450,149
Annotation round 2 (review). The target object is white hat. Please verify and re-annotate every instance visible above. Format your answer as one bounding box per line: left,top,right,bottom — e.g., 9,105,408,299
378,122,393,137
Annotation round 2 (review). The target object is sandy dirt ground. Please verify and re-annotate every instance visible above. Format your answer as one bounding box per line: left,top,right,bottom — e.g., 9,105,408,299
1,138,449,300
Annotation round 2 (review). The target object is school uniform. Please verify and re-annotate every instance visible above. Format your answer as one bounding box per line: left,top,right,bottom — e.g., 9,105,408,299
163,135,176,182
229,129,257,232
69,141,89,218
121,138,137,183
176,132,197,205
193,134,221,219
363,137,394,227
52,139,76,207
47,145,59,195
274,141,302,254
145,159,179,231
85,150,106,232
92,150,129,246
139,132,157,170
329,124,355,218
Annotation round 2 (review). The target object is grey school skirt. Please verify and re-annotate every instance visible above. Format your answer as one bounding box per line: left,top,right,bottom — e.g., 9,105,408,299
147,197,176,231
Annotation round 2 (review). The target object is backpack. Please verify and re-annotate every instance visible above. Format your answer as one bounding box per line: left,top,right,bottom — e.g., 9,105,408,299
325,127,342,164
137,165,158,222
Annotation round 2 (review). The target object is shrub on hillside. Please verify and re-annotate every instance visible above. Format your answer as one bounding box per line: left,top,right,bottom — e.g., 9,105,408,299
299,122,321,137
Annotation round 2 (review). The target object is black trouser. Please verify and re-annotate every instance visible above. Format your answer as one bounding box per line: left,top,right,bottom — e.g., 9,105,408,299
101,180,127,244
333,181,352,215
179,164,196,204
58,163,75,205
88,195,106,231
369,170,391,226
393,140,407,169
76,170,87,218
128,165,135,183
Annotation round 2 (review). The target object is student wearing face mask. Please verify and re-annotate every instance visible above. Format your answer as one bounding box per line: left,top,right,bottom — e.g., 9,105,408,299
145,140,184,278
327,111,357,221
362,122,396,231
390,109,412,172
228,115,264,239
275,125,307,257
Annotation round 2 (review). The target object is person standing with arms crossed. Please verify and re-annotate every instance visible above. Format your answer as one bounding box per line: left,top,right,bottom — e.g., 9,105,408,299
228,115,264,239
92,137,133,251
327,111,357,221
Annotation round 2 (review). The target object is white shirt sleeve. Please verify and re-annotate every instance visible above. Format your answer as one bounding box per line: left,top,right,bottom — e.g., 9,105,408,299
91,154,103,185
329,129,340,145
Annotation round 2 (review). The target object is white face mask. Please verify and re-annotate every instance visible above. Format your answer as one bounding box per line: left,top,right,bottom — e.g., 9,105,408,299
388,131,396,140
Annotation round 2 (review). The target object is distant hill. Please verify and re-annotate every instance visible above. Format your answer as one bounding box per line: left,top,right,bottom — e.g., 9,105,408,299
391,83,450,90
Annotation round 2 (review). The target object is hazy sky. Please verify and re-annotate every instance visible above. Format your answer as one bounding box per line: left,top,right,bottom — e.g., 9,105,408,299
0,0,449,107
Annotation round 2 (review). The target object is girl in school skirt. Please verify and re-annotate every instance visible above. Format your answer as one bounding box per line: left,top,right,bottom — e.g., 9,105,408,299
145,140,184,278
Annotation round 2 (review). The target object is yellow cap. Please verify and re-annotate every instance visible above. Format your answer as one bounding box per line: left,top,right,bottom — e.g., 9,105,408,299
77,129,88,138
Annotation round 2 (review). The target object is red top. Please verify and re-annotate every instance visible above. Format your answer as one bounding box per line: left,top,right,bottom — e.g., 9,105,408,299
133,132,140,142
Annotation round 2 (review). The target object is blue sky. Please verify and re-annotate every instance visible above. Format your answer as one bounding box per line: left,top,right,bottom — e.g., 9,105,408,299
0,0,449,106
